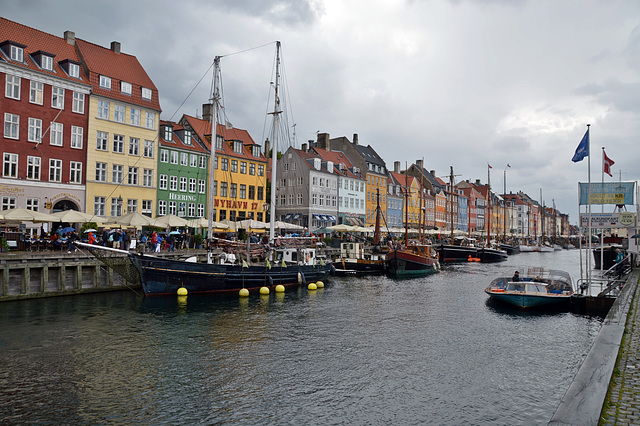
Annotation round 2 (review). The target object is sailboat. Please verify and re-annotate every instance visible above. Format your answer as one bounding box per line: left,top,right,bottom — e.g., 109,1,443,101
478,164,508,262
386,169,440,276
79,42,333,296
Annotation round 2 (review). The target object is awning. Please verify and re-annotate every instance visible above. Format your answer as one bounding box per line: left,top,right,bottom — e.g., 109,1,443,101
320,215,328,221
293,213,301,220
328,215,336,222
313,214,320,220
284,213,292,221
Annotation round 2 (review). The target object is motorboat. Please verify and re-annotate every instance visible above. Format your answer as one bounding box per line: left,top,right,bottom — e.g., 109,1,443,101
484,268,574,309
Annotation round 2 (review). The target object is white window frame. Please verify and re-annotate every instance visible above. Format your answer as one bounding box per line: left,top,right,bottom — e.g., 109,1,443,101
69,63,80,78
179,177,187,192
112,164,123,183
98,100,109,119
159,174,168,190
3,153,18,177
95,162,107,182
128,166,138,185
158,200,167,216
51,87,64,109
114,104,125,123
189,178,196,193
145,111,155,129
71,126,83,149
129,137,139,156
97,131,108,151
141,87,152,100
144,140,154,158
130,108,140,126
169,176,177,191
5,75,20,100
99,75,111,89
72,92,85,114
113,134,124,153
198,179,206,194
41,55,53,71
70,161,82,183
160,149,169,163
27,156,41,180
10,45,23,62
121,81,132,95
49,122,63,146
143,169,153,187
29,81,43,104
49,158,62,182
94,196,106,216
28,118,42,143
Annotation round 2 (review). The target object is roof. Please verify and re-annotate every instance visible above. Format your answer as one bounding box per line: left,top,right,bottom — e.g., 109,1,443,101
353,144,386,170
159,120,209,154
311,147,364,179
75,38,161,111
0,17,90,86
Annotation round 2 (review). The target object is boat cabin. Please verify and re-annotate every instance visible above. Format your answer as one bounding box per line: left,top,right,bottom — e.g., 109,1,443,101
275,248,317,266
339,242,382,261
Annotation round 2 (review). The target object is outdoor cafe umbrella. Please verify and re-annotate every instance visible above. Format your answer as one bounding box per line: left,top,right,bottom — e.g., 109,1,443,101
237,219,269,229
328,224,356,232
50,210,107,223
274,221,304,230
0,208,61,223
186,217,229,229
152,214,189,227
106,212,155,227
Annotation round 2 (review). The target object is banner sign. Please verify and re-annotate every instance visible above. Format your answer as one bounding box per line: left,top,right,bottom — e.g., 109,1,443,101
579,182,635,205
580,212,636,229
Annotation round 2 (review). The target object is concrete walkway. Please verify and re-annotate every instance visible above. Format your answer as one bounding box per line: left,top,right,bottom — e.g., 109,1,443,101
549,268,640,425
600,269,640,425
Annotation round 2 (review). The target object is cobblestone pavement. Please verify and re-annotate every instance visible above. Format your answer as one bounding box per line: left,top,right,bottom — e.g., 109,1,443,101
601,272,640,425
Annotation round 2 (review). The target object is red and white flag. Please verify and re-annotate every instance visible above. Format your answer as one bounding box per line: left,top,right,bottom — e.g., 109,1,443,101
603,150,615,177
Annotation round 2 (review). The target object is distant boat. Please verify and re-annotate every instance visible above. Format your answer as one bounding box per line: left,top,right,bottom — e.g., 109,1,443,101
485,268,574,309
498,243,520,255
436,240,478,263
519,244,536,253
333,242,386,276
477,246,508,262
386,243,440,277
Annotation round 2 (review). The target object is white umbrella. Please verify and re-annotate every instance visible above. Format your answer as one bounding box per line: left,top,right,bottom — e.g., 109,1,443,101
0,208,61,223
274,221,304,230
328,224,356,232
51,210,107,223
151,214,189,227
237,219,269,229
186,217,229,229
106,212,155,227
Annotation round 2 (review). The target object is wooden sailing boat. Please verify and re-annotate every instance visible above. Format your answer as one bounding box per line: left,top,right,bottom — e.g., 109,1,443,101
386,167,440,276
478,164,508,262
79,42,333,295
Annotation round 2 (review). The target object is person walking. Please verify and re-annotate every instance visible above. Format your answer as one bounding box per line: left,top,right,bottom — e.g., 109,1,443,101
616,249,625,279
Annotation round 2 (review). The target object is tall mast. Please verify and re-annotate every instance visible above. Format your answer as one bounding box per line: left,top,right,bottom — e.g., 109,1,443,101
207,56,221,248
503,168,507,241
404,163,409,248
487,164,491,246
450,166,454,242
268,41,282,243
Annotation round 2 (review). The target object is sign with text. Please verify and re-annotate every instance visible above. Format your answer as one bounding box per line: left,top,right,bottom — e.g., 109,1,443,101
580,212,636,229
579,182,635,205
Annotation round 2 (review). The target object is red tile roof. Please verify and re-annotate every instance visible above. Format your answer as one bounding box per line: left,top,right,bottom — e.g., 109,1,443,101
159,120,209,154
0,17,90,85
75,38,161,111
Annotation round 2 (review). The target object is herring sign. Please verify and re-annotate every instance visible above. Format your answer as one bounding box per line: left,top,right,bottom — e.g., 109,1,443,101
579,182,635,205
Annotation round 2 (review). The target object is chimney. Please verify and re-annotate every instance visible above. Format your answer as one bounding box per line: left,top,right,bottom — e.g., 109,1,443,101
353,133,359,145
430,170,436,177
202,103,213,124
110,41,121,54
317,133,330,151
64,31,75,46
264,139,270,156
301,143,308,152
476,179,481,185
416,159,423,170
394,161,401,173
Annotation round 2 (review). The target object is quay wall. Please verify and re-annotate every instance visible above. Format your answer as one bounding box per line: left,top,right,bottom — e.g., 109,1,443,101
548,268,640,425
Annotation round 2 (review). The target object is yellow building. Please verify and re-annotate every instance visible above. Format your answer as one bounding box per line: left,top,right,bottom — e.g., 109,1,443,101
77,39,161,217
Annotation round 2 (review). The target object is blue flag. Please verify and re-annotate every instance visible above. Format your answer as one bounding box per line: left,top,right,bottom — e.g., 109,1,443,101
572,128,589,162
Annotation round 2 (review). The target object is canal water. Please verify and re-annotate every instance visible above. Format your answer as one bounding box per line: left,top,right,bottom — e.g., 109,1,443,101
0,250,603,425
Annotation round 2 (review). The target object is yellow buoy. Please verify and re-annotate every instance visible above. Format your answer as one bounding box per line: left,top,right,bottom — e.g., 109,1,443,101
177,287,188,296
308,283,317,291
260,286,270,295
239,288,249,297
316,281,324,288
275,284,285,293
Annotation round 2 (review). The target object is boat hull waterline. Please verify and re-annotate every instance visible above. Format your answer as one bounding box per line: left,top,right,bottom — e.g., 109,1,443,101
386,249,440,277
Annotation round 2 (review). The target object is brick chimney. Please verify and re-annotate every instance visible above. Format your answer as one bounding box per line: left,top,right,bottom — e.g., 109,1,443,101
317,133,330,150
394,161,401,173
202,103,213,124
301,143,308,152
264,139,270,156
353,133,359,145
416,159,423,170
430,170,436,177
64,31,75,46
110,41,121,54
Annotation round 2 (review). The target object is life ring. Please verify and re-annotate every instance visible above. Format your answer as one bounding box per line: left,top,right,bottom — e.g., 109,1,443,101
305,252,311,263
492,288,505,293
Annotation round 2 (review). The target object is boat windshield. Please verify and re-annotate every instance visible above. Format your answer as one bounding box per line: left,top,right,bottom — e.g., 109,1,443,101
525,283,548,294
506,282,525,292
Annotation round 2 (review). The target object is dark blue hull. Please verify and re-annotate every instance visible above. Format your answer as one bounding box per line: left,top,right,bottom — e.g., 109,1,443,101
129,253,333,296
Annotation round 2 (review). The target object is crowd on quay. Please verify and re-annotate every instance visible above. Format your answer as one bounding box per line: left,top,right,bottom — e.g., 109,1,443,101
82,228,196,253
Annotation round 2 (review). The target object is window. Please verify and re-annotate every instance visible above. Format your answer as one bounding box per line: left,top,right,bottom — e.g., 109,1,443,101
160,148,169,163
129,137,139,155
215,135,223,149
284,163,289,172
111,197,122,217
3,153,18,177
240,162,247,174
141,87,152,100
181,152,188,166
158,200,167,216
288,194,294,205
169,176,177,191
128,167,138,185
113,134,124,153
159,174,168,190
26,198,40,211
30,81,43,104
212,180,217,196
221,158,228,171
72,92,85,113
49,159,62,182
248,186,255,199
188,203,195,217
163,125,173,141
114,104,125,123
249,163,255,175
179,177,187,192
97,131,108,151
183,130,192,145
2,196,16,210
220,182,228,197
10,45,23,62
99,75,111,89
70,161,82,183
257,186,264,200
98,100,109,119
189,178,196,193
258,164,264,176
112,164,123,183
95,162,107,182
50,122,63,146
69,63,80,78
198,179,206,194
240,184,246,199
51,87,64,109
71,126,83,149
252,145,261,157
27,156,40,180
190,154,198,168
142,200,152,216
298,194,303,205
94,196,106,216
5,75,20,99
41,55,53,71
127,199,138,213
168,201,176,215
143,169,153,187
145,111,155,129
144,140,154,158
233,140,243,154
130,108,140,126
231,160,238,173
28,118,42,142
197,204,204,217
230,183,237,198
121,81,132,94
170,151,178,164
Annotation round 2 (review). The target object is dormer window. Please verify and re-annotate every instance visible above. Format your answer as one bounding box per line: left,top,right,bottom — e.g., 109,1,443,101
184,130,192,145
215,135,223,150
121,81,132,95
252,145,261,157
69,63,80,78
41,55,53,71
99,75,111,89
10,45,23,62
141,87,152,100
163,125,173,141
233,140,243,154
59,59,81,78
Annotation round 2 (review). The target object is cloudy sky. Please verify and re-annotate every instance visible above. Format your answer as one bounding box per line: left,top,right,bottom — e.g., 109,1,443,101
5,0,640,223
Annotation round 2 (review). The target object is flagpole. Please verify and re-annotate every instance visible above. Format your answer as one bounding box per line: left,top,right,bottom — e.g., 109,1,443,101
587,124,592,295
600,146,605,282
